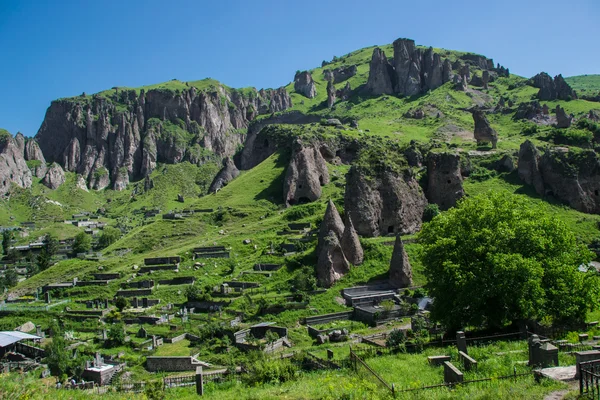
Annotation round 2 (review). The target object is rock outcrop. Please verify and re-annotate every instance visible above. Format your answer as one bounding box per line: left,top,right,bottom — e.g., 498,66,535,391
209,157,240,193
344,166,427,237
365,48,395,95
0,134,33,195
327,80,336,109
518,141,600,214
427,152,464,210
24,139,47,178
283,140,329,207
531,72,577,101
317,200,345,254
317,231,350,288
340,216,364,266
555,105,572,128
294,71,317,98
389,235,412,288
472,109,498,148
41,162,66,189
36,83,291,190
323,65,357,83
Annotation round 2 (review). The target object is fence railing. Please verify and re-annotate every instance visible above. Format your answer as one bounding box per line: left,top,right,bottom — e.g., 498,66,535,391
581,360,600,399
163,374,195,388
349,348,395,397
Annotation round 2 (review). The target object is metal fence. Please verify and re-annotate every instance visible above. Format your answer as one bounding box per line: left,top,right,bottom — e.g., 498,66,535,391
581,360,600,399
349,349,396,397
163,374,195,388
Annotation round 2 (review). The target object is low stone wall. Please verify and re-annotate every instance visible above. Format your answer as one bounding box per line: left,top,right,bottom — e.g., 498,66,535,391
144,257,181,266
93,273,120,280
76,280,109,287
140,265,178,273
223,281,260,289
115,289,152,297
304,311,353,326
146,356,205,372
158,277,195,285
125,280,154,289
164,333,187,344
253,264,282,271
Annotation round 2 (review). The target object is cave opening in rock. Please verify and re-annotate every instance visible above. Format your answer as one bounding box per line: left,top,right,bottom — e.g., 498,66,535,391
263,139,269,148
298,184,303,189
298,197,310,204
388,225,394,234
595,190,599,196
447,180,451,184
319,175,324,185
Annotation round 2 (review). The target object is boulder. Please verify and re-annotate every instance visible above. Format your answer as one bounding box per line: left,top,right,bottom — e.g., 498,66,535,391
336,82,352,101
389,235,412,288
517,140,545,196
317,199,345,254
24,139,47,178
327,80,336,109
317,231,350,288
209,157,240,193
555,105,572,128
323,65,357,83
472,109,498,148
344,166,427,237
426,152,464,210
340,215,364,265
294,71,317,98
41,163,66,190
365,48,395,95
283,141,329,207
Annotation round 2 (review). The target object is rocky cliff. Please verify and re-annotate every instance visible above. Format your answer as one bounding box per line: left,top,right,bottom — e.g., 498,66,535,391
283,140,329,207
35,83,291,190
426,152,464,210
518,140,600,214
208,157,240,193
344,166,427,237
0,131,33,195
531,72,577,101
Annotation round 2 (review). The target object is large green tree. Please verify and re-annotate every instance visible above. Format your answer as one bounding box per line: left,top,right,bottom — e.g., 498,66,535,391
419,192,599,330
71,232,91,256
97,227,121,249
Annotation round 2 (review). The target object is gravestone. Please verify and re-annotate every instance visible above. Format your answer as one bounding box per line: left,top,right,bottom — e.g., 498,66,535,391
86,301,93,309
195,366,204,395
137,327,147,338
459,351,478,371
538,343,558,368
443,361,464,384
456,331,467,354
327,349,334,360
101,329,108,341
131,297,138,308
104,299,109,308
152,335,158,349
575,350,600,378
36,325,43,338
44,292,50,304
428,355,451,366
94,352,102,367
142,298,148,308
528,335,540,366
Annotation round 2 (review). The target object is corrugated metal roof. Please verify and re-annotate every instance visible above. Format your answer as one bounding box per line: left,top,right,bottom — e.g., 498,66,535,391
0,331,41,347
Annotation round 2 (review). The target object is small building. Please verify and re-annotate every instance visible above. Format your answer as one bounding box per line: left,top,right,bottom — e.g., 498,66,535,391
0,331,42,358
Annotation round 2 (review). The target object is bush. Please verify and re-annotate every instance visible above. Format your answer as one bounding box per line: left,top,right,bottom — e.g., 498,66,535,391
422,204,440,223
550,128,593,146
385,329,407,347
243,358,299,385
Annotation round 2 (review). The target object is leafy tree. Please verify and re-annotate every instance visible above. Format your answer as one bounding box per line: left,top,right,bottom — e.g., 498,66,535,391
2,230,12,255
422,203,440,223
108,323,126,347
36,248,52,272
97,227,121,249
72,232,91,256
45,329,71,377
419,192,599,331
385,328,407,348
0,269,18,291
291,267,317,292
115,296,128,312
43,233,59,257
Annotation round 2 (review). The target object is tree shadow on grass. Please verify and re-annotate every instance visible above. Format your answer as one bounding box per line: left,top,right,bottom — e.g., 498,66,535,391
253,151,290,205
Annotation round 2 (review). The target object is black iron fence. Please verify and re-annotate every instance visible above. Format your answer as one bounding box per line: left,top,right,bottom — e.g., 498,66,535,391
581,360,600,399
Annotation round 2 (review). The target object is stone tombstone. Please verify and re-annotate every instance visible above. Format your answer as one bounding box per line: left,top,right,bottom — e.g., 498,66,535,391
456,331,467,354
459,351,478,371
137,327,147,338
36,325,43,338
195,366,204,395
170,325,178,332
443,361,464,384
327,349,334,360
86,301,93,309
44,292,51,304
104,299,109,309
94,352,102,367
101,329,108,341
142,298,149,308
528,334,541,366
538,342,559,368
131,297,138,308
152,335,158,349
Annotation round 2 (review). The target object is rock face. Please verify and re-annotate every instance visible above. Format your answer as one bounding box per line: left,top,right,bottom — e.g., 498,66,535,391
209,157,240,193
365,39,500,97
472,109,498,148
317,199,345,254
518,141,600,214
317,231,350,288
36,84,291,190
323,65,357,83
389,235,412,288
555,105,572,128
283,140,330,207
427,152,464,210
24,139,47,178
531,72,577,101
294,71,317,98
365,48,395,95
327,80,336,109
41,162,66,189
344,166,427,237
0,134,33,195
340,216,364,266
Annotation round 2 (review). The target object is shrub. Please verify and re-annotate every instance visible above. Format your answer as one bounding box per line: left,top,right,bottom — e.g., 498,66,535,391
385,328,407,348
422,204,440,223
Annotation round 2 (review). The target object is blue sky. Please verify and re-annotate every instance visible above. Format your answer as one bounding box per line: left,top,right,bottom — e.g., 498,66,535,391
0,0,598,136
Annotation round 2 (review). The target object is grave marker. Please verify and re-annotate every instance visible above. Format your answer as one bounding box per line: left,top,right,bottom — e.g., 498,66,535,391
456,331,467,354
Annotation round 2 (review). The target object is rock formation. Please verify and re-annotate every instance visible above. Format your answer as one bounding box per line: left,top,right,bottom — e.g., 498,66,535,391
24,139,47,178
482,70,490,90
294,71,317,98
323,65,357,83
283,140,329,207
14,133,25,156
393,39,423,96
209,157,240,193
426,152,464,210
336,82,352,101
36,84,291,190
317,199,345,254
344,166,427,237
327,80,336,109
317,231,350,288
0,134,33,195
472,109,498,148
518,140,600,214
41,162,66,189
555,105,572,128
340,215,363,265
389,235,412,288
365,48,395,95
531,72,577,101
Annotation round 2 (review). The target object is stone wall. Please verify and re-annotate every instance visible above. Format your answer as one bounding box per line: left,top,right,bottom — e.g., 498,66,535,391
115,289,152,297
144,257,181,266
146,356,205,372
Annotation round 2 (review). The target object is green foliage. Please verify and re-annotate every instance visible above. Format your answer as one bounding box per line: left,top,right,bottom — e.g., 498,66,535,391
114,296,128,312
422,203,440,223
290,266,317,292
107,322,126,347
243,357,299,385
2,230,13,255
72,232,91,255
185,284,213,302
44,325,72,377
549,128,593,146
420,191,599,330
0,269,18,291
144,380,166,400
97,226,121,249
385,328,407,347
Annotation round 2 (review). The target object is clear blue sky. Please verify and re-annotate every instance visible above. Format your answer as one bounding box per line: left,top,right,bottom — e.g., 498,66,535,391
0,0,598,136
